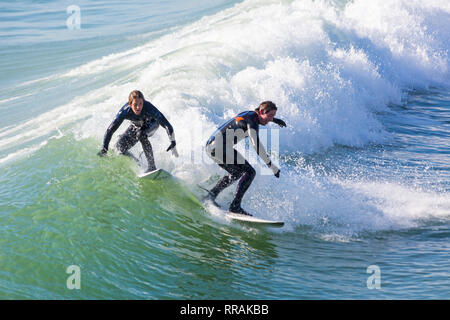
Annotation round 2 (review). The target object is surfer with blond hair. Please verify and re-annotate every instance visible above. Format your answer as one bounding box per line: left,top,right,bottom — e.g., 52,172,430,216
98,90,178,171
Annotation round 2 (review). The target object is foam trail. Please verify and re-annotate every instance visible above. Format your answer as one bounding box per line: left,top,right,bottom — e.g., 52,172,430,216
242,169,450,235
0,139,50,165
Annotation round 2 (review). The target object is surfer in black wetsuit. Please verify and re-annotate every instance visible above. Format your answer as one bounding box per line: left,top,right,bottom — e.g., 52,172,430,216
204,101,286,216
98,90,178,171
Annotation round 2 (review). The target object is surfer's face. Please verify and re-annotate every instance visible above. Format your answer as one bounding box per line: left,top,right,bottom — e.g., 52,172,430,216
258,109,277,125
131,98,144,115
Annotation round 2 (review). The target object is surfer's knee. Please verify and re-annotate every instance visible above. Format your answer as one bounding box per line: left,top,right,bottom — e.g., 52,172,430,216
116,137,136,155
116,130,137,154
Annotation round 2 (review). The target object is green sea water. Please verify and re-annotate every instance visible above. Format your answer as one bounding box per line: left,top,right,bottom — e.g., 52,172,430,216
1,136,449,299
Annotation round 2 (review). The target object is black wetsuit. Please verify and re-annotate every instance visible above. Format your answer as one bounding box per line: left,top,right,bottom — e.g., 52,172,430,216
101,100,175,171
205,111,280,214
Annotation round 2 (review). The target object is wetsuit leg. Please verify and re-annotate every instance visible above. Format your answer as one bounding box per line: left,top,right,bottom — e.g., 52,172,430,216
206,146,240,197
139,136,156,171
209,166,241,197
226,152,255,213
207,148,256,213
139,120,159,172
116,125,139,161
141,119,159,138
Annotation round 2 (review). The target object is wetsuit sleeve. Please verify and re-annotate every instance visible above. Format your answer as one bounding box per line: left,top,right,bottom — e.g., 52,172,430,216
102,111,125,150
154,110,175,141
272,117,286,127
247,123,279,174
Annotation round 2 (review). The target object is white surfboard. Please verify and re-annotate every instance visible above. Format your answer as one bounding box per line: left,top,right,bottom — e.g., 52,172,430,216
138,168,172,180
226,212,284,228
198,184,284,228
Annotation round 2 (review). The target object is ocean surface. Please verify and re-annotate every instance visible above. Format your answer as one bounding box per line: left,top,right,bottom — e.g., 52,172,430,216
0,0,449,299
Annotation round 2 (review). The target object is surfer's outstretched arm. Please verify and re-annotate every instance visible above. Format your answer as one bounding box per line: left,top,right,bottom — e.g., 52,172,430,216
98,113,125,156
272,117,286,127
247,123,280,177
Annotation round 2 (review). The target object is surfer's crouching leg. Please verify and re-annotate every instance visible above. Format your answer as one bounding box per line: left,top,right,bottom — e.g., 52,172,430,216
138,120,159,172
205,143,254,215
116,125,140,162
139,138,156,172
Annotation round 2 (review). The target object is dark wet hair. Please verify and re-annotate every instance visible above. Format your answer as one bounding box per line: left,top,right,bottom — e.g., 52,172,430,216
255,101,277,114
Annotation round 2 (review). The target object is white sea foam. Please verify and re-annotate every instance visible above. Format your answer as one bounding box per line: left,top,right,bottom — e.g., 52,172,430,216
241,168,450,235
